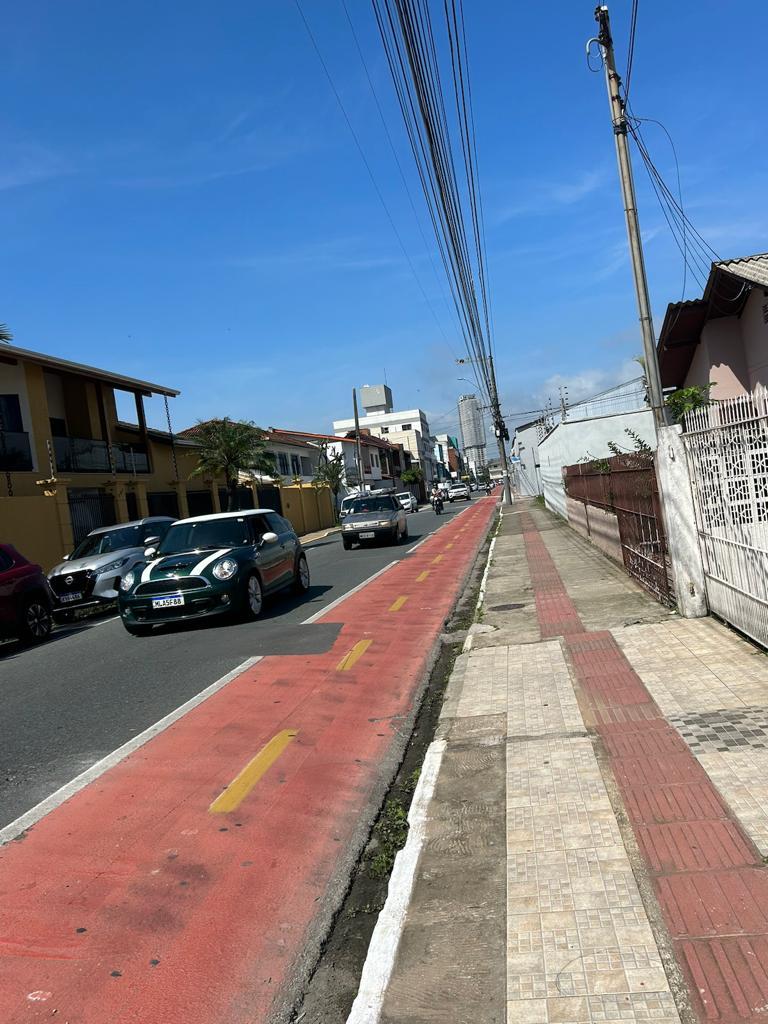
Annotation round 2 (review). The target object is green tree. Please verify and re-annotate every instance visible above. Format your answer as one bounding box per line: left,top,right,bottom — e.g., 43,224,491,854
665,383,716,424
312,441,346,517
401,466,423,485
0,323,12,344
190,418,275,511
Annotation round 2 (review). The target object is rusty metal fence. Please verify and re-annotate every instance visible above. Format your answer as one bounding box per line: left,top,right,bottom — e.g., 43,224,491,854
564,453,673,605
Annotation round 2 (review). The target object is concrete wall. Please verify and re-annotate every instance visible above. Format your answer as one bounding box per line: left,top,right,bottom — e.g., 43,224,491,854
566,496,623,564
684,289,768,398
279,484,335,537
743,288,768,391
514,423,542,496
539,409,656,518
0,495,73,571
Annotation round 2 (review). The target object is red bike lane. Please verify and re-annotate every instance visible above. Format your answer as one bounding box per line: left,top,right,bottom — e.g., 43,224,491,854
0,498,495,1024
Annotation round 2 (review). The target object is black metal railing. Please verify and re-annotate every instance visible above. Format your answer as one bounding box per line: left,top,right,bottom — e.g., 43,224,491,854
53,437,150,474
0,431,33,471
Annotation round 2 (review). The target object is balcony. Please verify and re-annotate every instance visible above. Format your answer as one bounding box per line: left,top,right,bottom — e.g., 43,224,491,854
0,431,33,471
53,437,150,474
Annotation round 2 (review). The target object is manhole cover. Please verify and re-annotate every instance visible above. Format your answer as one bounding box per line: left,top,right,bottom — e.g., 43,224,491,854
490,603,525,611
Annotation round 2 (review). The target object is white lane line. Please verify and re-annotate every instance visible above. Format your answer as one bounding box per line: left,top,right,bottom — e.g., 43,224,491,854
0,655,263,846
346,739,446,1024
301,562,398,624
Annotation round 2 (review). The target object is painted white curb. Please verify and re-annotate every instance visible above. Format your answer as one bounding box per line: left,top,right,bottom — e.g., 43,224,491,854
346,738,446,1024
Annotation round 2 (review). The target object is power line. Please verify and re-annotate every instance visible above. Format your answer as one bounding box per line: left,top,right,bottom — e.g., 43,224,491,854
293,0,459,353
624,0,639,103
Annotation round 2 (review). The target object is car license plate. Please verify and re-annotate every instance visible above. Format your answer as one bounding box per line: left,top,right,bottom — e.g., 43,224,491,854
359,531,375,539
59,592,83,604
152,595,184,609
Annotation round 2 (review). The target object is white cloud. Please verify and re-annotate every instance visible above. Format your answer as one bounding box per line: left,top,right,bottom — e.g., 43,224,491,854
495,168,606,222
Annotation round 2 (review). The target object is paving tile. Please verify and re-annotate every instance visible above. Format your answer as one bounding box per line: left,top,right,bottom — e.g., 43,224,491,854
657,868,768,938
635,820,759,873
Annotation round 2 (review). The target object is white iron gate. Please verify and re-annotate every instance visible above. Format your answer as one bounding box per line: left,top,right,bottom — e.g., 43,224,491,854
684,386,768,647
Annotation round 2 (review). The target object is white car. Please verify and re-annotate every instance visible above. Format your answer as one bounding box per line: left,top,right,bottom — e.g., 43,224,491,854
396,491,418,513
447,482,471,502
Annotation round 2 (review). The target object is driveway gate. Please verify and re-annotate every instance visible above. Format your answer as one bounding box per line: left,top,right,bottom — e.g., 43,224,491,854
564,453,673,604
684,388,768,647
68,488,117,545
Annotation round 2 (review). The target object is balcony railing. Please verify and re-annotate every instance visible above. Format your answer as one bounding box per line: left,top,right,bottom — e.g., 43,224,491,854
53,437,150,474
0,431,33,471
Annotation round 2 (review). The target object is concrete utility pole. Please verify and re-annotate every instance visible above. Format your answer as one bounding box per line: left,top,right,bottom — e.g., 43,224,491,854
352,387,366,493
592,5,667,432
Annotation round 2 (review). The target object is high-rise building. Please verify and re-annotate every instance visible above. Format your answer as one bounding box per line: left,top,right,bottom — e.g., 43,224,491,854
458,394,487,474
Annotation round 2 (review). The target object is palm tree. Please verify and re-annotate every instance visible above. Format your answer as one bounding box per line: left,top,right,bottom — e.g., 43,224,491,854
312,441,346,518
0,323,12,344
190,418,276,511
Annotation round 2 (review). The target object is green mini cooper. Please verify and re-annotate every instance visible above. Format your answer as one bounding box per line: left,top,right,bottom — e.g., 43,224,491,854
117,509,310,636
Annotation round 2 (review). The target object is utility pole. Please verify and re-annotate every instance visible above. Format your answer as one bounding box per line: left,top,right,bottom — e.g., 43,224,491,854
352,387,366,493
592,5,667,431
457,357,512,505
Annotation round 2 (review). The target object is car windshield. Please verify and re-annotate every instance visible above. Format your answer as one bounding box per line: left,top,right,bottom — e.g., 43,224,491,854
71,525,146,559
159,518,252,555
396,493,410,500
348,497,395,515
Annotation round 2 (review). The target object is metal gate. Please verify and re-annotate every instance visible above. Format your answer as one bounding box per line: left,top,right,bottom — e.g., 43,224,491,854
564,453,673,604
684,387,768,647
67,488,117,545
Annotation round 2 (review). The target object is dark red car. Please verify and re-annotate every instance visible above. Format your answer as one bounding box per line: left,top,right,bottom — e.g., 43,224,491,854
0,544,53,644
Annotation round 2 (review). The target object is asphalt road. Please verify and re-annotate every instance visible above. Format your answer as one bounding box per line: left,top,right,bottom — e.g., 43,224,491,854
0,498,477,830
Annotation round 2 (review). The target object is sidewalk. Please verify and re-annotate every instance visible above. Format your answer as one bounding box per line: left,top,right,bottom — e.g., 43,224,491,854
350,498,768,1024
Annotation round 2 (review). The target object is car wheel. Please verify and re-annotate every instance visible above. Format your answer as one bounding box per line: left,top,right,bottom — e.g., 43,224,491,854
293,553,310,594
20,596,52,643
402,523,409,541
342,536,353,550
123,621,153,637
242,573,264,620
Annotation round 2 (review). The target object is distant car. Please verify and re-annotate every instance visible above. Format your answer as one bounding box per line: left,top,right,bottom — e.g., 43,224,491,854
396,491,418,514
341,494,408,549
447,482,471,502
117,509,309,636
0,544,53,644
48,516,175,620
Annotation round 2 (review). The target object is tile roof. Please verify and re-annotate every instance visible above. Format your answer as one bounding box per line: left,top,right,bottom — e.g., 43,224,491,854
715,253,768,289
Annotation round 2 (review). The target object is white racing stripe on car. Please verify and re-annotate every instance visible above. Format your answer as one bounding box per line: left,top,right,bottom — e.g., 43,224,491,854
190,548,231,576
140,559,163,583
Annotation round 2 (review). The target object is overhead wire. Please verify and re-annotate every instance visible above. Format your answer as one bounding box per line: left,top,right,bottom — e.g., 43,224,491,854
292,0,465,362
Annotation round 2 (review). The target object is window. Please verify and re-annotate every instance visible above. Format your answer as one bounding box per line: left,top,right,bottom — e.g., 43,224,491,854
290,454,301,476
265,512,285,535
401,423,412,431
277,452,289,475
300,456,312,476
0,395,23,433
380,426,389,434
248,514,272,542
49,417,68,438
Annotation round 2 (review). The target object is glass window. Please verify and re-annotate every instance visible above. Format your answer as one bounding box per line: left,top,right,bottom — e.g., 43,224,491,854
265,512,285,535
141,521,171,543
290,454,301,476
71,524,146,558
401,423,412,431
348,496,397,514
380,426,389,434
248,514,272,542
158,518,252,555
277,453,289,475
300,456,311,476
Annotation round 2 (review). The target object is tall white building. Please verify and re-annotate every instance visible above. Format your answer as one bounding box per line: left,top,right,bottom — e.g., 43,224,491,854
333,385,437,485
458,393,487,475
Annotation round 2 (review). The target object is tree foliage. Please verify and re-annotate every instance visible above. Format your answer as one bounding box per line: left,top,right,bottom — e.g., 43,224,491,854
665,383,716,423
190,418,275,511
401,466,423,485
312,441,347,513
0,323,12,344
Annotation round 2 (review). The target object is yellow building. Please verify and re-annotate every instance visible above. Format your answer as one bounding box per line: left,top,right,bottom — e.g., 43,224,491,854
0,345,334,570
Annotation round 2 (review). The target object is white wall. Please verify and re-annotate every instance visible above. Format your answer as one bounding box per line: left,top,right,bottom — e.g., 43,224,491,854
538,408,656,518
514,423,543,496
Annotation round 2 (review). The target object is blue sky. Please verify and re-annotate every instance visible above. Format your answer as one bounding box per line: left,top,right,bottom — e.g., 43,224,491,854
2,1,766,440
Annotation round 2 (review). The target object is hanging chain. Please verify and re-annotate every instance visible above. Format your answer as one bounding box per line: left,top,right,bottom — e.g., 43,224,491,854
164,395,179,481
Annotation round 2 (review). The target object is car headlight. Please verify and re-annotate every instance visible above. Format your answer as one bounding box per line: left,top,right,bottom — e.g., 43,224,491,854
212,557,238,581
342,523,354,531
98,557,129,574
120,571,136,592
378,519,393,528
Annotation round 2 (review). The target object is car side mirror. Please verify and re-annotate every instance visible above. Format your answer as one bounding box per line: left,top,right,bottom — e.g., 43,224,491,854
144,536,160,547
144,546,157,559
62,554,70,561
260,531,279,545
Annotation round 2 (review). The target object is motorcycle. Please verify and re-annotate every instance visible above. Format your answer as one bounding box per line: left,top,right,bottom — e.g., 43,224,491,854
431,494,444,515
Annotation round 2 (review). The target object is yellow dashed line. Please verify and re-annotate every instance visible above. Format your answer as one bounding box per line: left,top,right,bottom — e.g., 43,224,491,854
431,554,444,564
389,595,409,612
416,570,430,582
209,730,298,813
336,638,373,672
446,543,454,549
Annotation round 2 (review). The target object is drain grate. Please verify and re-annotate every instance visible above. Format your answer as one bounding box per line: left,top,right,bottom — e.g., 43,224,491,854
489,603,525,611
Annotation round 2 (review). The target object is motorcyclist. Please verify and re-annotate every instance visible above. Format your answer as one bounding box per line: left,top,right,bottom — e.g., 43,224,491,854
430,485,444,514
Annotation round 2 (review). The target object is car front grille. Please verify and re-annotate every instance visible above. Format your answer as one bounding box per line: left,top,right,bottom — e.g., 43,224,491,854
49,569,95,598
134,577,209,597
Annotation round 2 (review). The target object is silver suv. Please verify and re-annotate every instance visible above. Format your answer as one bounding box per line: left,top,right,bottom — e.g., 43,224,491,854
48,517,175,620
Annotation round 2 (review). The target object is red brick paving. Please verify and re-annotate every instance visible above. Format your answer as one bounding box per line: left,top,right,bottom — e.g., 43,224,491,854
520,510,768,1024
